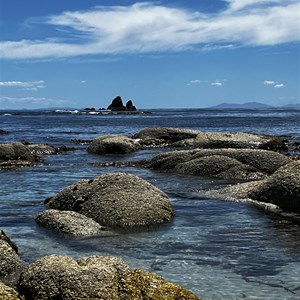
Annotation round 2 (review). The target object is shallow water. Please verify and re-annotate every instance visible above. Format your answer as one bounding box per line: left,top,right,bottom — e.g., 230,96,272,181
1,109,300,299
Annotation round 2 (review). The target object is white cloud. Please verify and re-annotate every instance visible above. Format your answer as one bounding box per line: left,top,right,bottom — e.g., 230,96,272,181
274,83,285,88
211,81,223,87
0,1,299,59
81,80,86,84
264,80,276,85
187,79,201,85
0,80,45,90
263,80,285,88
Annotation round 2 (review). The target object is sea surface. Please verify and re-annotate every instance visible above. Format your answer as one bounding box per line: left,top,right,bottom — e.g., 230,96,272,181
1,108,300,299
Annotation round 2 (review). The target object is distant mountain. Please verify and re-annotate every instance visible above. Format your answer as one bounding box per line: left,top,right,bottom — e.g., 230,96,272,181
208,102,274,109
281,103,300,109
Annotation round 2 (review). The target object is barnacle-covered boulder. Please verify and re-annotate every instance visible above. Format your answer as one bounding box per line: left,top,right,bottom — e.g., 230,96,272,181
46,173,174,231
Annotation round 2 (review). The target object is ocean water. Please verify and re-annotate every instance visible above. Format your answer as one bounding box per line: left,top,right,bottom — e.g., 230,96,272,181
1,108,300,299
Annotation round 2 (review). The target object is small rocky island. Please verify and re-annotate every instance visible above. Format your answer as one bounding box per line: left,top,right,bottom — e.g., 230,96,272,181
107,96,136,111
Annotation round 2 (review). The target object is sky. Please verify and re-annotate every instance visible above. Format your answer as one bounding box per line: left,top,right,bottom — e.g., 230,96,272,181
0,0,299,109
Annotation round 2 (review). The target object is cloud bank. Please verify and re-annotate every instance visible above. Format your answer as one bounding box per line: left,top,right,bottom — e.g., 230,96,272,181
0,80,45,90
0,1,299,59
0,96,73,108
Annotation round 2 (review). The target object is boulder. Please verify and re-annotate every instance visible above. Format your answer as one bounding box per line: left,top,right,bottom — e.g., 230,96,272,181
35,209,109,236
0,142,39,170
146,148,291,180
132,127,200,146
17,255,201,300
46,173,174,231
87,136,141,155
0,282,22,300
107,96,126,111
18,255,131,300
0,230,24,286
248,161,300,213
174,155,264,180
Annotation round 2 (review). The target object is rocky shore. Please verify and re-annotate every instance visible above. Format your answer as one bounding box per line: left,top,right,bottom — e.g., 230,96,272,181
1,126,300,298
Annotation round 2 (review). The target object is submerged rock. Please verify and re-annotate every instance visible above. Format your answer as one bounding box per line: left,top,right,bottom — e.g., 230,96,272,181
17,255,201,300
46,173,174,231
146,148,290,180
35,209,109,236
0,230,24,286
87,135,141,155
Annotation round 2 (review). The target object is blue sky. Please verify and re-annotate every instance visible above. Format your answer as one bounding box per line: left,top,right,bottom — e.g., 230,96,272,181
0,0,299,109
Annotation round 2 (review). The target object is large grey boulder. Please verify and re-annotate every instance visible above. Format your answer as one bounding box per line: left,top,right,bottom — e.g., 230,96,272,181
87,135,141,154
46,173,174,231
0,230,24,286
17,255,201,300
0,142,39,170
146,148,291,180
18,255,131,300
248,161,300,213
35,209,108,236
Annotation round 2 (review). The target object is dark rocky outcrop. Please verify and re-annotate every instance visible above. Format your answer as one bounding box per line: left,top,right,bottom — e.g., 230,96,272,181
27,144,75,156
87,136,141,155
107,96,126,111
35,209,109,236
46,173,174,231
125,100,136,111
17,255,201,300
0,129,10,135
0,230,24,287
146,148,291,180
107,96,137,112
0,142,39,170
